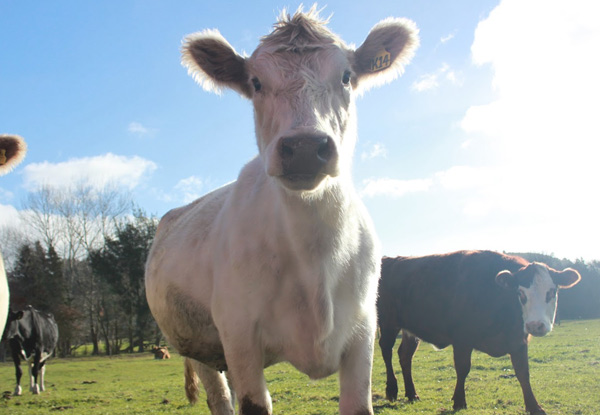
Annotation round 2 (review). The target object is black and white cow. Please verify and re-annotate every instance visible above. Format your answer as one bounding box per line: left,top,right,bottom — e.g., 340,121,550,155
3,305,59,395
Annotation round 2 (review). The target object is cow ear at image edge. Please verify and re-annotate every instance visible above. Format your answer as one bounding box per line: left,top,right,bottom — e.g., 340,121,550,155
0,134,27,176
352,17,419,95
181,29,252,98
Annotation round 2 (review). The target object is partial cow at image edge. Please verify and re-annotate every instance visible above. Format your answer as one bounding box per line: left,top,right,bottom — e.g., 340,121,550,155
1,134,28,356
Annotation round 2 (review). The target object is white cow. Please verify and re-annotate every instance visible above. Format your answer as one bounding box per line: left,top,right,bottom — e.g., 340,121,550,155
145,7,419,415
0,134,27,334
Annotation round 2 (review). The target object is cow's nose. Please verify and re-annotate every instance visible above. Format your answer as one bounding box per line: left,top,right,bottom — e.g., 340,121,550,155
526,321,550,337
280,134,333,177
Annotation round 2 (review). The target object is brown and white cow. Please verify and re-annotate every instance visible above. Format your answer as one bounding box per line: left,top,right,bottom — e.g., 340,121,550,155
145,7,418,415
0,134,27,336
377,250,581,415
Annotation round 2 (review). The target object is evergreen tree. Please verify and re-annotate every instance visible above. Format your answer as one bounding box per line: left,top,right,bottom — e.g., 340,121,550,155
90,210,157,353
9,241,46,310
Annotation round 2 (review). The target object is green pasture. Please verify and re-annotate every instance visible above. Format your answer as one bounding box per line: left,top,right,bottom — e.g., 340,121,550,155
1,319,598,414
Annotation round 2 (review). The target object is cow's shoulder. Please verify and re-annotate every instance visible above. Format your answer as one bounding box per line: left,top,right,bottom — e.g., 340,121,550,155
156,180,235,242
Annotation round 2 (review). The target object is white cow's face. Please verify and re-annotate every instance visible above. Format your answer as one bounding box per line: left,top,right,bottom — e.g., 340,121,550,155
496,263,581,337
181,8,419,192
247,45,354,191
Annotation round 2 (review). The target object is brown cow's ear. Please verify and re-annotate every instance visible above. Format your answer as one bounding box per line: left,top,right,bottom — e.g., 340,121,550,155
550,268,581,289
352,17,419,95
496,270,518,290
0,134,27,176
181,29,252,98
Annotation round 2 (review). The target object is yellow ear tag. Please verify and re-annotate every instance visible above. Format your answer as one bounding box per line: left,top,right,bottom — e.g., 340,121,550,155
369,49,391,72
0,149,6,165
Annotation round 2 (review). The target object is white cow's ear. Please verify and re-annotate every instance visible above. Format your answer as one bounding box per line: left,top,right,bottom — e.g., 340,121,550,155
0,134,27,176
550,268,581,289
496,270,518,290
181,29,252,98
352,17,419,95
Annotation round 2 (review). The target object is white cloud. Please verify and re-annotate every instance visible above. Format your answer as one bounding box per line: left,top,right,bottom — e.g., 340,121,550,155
464,0,600,157
361,177,432,198
0,187,14,201
412,63,462,92
0,204,20,228
175,176,204,204
128,122,156,137
23,153,157,191
440,32,455,43
361,142,387,161
412,73,439,92
460,0,600,244
435,165,489,191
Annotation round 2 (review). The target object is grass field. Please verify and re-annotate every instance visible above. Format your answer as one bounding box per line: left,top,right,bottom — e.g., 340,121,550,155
1,319,598,414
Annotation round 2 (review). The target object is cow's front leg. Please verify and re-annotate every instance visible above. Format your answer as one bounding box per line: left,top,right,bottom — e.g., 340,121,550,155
13,359,23,396
378,325,399,401
510,345,546,415
339,319,375,415
221,333,272,415
451,344,473,410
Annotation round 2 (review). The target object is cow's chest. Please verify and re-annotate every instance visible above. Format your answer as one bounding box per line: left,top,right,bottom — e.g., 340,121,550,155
211,230,367,378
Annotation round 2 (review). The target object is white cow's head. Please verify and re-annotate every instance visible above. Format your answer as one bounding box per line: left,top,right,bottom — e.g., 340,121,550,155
181,7,418,192
496,263,581,337
0,134,27,176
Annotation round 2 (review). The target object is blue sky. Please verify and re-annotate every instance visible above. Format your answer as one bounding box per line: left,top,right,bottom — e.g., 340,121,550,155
1,0,599,261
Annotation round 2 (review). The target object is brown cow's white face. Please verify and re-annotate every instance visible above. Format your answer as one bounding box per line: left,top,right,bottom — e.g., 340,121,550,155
181,9,418,193
496,263,581,337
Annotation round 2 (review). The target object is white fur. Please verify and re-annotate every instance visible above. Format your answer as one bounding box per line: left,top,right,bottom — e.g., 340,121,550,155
147,10,418,415
0,256,8,340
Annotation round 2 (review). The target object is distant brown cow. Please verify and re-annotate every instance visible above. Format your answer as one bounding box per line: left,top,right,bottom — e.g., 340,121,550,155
152,346,171,359
377,250,581,415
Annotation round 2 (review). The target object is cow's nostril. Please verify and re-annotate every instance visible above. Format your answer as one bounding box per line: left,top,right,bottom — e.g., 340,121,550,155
317,138,332,162
281,142,294,160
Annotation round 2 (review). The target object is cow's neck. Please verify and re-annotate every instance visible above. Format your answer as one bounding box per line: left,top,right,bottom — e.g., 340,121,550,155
278,175,355,235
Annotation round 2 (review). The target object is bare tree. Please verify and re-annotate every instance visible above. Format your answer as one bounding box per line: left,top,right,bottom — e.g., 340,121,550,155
19,183,132,354
0,225,31,273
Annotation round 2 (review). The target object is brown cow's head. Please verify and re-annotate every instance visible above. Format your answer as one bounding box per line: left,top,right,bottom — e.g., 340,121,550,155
181,6,418,193
496,263,581,337
0,134,27,176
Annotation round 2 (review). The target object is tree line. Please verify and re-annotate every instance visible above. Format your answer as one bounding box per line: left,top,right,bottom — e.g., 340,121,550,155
1,185,599,358
1,185,159,357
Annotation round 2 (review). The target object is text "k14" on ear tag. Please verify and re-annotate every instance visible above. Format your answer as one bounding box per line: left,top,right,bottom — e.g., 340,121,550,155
370,49,391,72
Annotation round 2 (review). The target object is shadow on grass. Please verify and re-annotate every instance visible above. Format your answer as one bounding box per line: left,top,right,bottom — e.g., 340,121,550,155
372,393,426,413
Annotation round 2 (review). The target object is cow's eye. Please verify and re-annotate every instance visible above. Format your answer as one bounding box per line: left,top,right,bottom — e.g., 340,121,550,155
342,70,351,86
546,288,557,303
519,289,527,305
251,77,262,92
